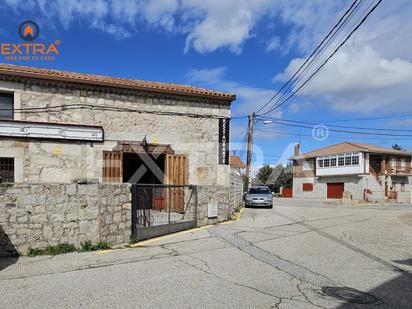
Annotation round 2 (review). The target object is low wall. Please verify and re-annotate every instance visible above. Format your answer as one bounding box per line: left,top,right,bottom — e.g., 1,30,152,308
0,182,235,256
230,171,244,211
0,182,131,256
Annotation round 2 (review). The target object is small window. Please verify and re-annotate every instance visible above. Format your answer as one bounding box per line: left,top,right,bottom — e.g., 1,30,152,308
324,158,330,167
345,156,352,166
0,93,13,120
318,159,324,168
0,157,14,182
303,159,314,171
330,158,337,167
338,157,345,166
352,155,359,165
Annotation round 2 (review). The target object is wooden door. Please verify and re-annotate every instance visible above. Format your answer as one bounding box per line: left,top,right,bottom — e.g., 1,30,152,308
165,154,188,213
103,151,123,182
327,183,344,199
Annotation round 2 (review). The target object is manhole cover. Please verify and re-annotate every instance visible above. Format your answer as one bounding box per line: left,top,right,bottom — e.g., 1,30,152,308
322,287,380,304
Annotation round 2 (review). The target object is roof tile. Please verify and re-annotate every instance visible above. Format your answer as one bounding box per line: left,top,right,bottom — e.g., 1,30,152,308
0,64,236,102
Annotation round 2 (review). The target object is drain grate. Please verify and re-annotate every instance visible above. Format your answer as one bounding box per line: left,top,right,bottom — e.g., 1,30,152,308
322,287,381,304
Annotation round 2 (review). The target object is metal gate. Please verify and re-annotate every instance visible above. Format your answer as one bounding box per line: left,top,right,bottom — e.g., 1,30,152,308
131,184,198,241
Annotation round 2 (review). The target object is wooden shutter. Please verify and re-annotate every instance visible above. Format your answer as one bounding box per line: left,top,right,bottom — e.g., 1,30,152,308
165,154,188,213
103,151,123,182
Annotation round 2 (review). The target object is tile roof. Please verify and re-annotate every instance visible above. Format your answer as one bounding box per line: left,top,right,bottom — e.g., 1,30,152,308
0,64,236,102
290,142,411,159
230,155,246,169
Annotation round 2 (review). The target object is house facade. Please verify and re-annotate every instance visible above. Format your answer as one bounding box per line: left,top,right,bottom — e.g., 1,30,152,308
0,64,236,254
290,142,412,203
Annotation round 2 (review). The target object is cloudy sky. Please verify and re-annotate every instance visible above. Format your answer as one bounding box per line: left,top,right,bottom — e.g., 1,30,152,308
1,0,411,169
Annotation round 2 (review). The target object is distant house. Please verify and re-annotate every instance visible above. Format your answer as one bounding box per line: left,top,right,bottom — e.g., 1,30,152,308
289,142,412,203
229,155,245,175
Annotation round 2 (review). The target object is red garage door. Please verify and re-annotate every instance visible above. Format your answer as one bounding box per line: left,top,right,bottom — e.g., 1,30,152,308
327,183,344,199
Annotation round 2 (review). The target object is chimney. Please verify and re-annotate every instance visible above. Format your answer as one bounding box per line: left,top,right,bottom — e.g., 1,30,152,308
294,143,300,157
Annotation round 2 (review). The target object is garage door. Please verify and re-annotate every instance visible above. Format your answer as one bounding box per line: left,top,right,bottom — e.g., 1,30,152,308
327,183,344,199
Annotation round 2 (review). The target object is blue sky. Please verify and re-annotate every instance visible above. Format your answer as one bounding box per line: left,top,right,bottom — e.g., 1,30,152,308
1,0,412,172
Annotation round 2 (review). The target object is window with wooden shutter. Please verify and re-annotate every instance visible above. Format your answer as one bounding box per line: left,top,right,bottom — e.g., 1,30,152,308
103,151,123,182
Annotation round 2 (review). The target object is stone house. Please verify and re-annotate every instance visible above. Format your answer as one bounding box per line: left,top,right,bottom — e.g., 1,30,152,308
0,64,236,254
290,142,412,203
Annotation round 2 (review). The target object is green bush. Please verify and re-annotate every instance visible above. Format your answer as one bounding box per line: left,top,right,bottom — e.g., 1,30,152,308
43,243,77,255
27,243,77,256
95,241,110,250
80,240,110,252
80,240,94,252
27,248,42,257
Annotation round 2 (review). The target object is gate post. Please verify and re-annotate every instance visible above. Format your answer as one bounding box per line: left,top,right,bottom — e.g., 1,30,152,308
194,185,198,227
131,184,137,237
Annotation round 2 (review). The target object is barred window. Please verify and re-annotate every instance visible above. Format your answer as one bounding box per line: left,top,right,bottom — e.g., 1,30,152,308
0,93,13,120
0,157,14,182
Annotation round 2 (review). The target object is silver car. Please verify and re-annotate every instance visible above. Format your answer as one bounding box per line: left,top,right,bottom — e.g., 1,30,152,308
245,186,273,208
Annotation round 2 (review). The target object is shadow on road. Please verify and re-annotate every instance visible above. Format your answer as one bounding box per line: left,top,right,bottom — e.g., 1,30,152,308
335,271,412,309
0,226,19,271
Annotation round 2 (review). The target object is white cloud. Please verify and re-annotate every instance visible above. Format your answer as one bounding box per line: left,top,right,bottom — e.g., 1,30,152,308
272,0,412,114
265,35,280,52
186,66,282,117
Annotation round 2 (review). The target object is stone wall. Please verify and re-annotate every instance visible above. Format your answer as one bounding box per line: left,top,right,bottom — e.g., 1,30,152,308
230,170,244,211
0,182,131,256
196,185,231,225
4,80,231,188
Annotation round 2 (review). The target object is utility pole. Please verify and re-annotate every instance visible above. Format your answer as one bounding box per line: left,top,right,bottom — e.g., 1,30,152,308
244,112,255,191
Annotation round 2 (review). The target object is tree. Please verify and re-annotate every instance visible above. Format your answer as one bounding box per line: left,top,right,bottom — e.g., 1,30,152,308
254,164,293,193
392,144,405,151
255,164,273,185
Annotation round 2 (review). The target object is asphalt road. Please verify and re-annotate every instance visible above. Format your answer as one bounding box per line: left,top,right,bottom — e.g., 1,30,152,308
1,200,412,308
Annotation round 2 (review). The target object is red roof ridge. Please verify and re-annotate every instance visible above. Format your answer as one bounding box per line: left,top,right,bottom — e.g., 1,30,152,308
0,63,236,102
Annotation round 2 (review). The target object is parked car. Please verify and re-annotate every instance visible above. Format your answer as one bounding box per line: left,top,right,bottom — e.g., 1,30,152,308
244,186,273,208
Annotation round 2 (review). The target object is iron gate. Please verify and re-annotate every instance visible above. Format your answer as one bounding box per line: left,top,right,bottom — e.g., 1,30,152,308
131,184,198,241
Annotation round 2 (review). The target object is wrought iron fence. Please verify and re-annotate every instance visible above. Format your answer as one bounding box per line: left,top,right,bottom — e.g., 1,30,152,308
131,184,198,240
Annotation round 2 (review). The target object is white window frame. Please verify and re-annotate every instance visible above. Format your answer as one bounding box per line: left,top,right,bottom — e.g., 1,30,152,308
317,152,360,169
303,159,314,171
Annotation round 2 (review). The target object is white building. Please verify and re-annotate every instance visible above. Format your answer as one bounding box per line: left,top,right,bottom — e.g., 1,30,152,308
290,142,412,203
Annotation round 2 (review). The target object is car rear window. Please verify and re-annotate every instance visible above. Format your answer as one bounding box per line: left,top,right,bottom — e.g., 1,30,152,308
248,188,270,194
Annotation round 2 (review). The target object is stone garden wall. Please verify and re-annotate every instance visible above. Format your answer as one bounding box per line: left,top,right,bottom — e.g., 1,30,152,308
0,182,131,256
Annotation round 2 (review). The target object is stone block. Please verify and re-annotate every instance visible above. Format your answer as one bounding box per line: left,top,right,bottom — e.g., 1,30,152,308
78,208,98,220
50,214,64,223
31,214,48,223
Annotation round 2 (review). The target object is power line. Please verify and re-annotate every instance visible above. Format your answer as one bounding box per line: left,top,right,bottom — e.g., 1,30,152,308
259,120,412,137
259,0,365,116
257,116,412,132
255,0,361,115
254,128,412,141
0,104,231,120
260,0,382,115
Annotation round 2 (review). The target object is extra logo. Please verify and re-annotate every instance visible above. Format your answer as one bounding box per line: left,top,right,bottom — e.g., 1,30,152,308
1,21,60,61
18,21,39,41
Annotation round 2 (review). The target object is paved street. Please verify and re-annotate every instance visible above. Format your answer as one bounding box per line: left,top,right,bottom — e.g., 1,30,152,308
1,201,412,309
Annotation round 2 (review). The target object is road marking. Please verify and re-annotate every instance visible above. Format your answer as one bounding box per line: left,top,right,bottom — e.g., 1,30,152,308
96,250,113,254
